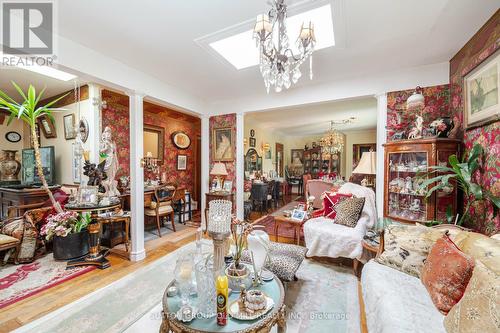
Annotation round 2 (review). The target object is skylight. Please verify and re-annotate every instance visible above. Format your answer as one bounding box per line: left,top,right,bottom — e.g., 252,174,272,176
210,4,335,70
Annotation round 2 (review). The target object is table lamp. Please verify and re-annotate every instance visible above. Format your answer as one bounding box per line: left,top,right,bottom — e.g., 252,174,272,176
352,151,376,187
210,162,228,192
207,199,232,273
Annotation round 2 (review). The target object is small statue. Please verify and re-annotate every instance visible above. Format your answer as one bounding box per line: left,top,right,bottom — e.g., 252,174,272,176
408,115,423,139
99,126,120,197
447,116,460,139
83,160,107,192
391,130,406,141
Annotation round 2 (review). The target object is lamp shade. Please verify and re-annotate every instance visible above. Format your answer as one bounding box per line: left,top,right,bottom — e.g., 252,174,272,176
210,162,228,176
352,152,376,175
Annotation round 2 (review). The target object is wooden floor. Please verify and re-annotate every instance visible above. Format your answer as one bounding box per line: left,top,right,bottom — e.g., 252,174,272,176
0,227,198,333
0,197,368,333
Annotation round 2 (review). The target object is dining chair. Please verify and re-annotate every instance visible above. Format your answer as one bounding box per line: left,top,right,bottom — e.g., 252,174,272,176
172,188,187,224
144,184,176,237
266,180,276,211
250,182,269,214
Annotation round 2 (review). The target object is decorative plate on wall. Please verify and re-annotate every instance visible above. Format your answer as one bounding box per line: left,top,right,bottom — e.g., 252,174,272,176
79,118,89,143
171,131,191,149
5,131,21,143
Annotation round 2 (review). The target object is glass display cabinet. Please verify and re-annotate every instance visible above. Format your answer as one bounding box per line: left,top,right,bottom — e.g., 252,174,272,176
383,138,461,224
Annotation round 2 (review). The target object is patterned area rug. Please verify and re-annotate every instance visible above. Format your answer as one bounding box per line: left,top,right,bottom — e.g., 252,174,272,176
16,241,360,333
0,254,95,309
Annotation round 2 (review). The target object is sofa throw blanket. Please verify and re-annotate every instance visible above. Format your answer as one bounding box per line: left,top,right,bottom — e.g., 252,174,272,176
303,183,376,259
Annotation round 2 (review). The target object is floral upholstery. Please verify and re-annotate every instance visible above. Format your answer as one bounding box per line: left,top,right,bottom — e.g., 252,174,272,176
444,260,500,332
421,234,475,314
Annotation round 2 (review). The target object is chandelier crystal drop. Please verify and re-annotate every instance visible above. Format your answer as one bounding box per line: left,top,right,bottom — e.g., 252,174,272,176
320,121,344,157
254,0,316,93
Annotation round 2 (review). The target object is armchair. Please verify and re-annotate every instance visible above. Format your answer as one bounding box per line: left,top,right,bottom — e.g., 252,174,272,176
303,182,376,259
306,180,336,209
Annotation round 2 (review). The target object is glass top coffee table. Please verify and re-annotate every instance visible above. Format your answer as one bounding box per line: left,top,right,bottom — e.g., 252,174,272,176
273,215,307,245
161,274,286,333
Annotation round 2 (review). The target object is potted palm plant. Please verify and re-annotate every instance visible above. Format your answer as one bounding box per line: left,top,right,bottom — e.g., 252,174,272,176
0,83,68,213
419,144,500,226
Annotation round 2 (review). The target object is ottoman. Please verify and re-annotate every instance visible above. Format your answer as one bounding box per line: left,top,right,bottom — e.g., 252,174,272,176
242,241,307,282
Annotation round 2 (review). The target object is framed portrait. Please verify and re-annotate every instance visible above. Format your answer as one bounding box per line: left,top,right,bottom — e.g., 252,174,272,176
38,114,57,138
353,143,376,169
296,203,305,211
223,180,233,192
213,127,234,161
291,209,306,222
290,149,304,165
171,131,191,149
64,114,77,140
464,50,500,129
177,154,187,170
249,137,256,148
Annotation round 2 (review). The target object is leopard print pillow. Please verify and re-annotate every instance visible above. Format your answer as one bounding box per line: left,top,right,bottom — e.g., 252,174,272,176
334,196,365,228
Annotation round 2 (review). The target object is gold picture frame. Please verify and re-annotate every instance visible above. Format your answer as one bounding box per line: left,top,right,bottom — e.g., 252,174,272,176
212,127,234,162
464,49,500,129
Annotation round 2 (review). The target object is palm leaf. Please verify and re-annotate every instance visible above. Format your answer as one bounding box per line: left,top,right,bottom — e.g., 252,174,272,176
11,81,27,100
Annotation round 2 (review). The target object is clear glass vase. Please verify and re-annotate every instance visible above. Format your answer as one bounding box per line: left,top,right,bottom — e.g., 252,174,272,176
195,256,217,318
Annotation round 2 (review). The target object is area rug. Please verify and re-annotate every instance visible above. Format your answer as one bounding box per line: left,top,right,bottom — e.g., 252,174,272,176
0,254,95,310
16,241,360,333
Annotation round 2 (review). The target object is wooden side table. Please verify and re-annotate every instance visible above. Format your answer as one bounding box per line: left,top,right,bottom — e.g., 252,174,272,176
273,215,305,245
204,192,234,232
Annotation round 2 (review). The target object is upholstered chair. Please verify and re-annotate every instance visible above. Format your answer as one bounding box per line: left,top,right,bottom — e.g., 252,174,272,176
144,184,176,237
307,180,335,208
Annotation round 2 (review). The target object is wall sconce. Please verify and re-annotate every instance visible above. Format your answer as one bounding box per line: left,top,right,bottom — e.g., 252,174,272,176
243,138,248,146
260,142,270,154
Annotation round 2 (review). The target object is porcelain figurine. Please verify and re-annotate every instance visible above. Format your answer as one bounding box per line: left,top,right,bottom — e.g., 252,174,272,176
448,116,461,139
404,176,413,193
99,126,120,197
407,115,423,139
409,199,420,211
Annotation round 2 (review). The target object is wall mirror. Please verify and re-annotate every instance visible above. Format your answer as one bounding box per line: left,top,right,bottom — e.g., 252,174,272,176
244,148,262,173
144,124,165,163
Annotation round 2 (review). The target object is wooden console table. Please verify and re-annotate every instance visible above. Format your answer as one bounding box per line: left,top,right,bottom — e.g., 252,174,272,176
0,185,60,219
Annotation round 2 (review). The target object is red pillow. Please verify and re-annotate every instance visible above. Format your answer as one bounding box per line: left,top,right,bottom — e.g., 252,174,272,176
322,192,352,219
421,233,475,314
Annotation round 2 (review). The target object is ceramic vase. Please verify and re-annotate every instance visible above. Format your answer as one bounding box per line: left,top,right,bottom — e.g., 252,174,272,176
247,230,270,274
0,150,21,181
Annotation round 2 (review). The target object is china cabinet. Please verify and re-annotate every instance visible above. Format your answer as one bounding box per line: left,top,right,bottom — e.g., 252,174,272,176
303,147,340,178
383,138,461,224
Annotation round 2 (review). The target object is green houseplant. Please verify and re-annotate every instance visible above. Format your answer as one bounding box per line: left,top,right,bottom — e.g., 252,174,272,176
0,83,68,213
419,144,500,226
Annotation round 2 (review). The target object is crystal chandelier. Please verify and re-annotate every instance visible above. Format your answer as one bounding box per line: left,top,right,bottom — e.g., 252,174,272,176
253,0,316,93
320,121,344,157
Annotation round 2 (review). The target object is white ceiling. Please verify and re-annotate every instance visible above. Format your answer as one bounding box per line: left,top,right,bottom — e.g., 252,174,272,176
245,96,377,136
0,68,76,101
54,0,498,110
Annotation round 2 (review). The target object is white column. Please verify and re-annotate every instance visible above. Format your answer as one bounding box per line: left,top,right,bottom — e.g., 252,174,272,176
375,93,387,219
85,83,101,162
235,112,245,220
128,91,146,261
200,115,210,231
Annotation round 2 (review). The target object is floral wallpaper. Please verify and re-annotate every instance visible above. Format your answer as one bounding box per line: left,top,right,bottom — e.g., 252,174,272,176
386,84,450,141
102,103,200,194
209,113,237,194
449,11,500,234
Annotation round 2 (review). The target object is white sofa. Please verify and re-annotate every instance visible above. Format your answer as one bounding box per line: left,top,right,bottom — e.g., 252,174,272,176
303,182,376,259
361,260,445,333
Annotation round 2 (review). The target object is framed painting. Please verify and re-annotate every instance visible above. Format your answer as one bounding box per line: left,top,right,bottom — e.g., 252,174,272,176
353,143,376,170
177,154,187,170
212,127,234,161
64,114,77,140
38,114,57,138
249,137,256,148
464,50,500,129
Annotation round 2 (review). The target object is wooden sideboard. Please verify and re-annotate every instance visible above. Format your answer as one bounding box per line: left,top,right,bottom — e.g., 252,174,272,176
0,186,61,218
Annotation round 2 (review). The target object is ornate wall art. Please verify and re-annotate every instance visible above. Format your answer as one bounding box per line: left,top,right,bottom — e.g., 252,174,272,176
171,131,191,149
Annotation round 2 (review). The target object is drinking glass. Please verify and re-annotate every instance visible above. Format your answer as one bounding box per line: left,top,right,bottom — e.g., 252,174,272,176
174,254,194,307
